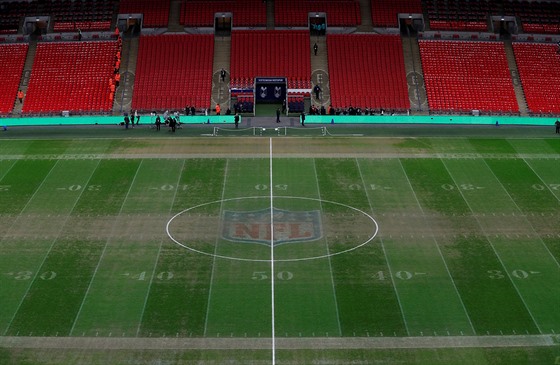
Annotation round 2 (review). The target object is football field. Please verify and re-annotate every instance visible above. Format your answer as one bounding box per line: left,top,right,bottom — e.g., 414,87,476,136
0,126,559,365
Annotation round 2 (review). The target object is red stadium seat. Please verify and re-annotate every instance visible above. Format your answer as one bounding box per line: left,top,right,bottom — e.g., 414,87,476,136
513,42,560,114
419,40,518,114
132,34,214,111
22,41,118,115
327,34,410,111
0,43,28,115
230,30,311,90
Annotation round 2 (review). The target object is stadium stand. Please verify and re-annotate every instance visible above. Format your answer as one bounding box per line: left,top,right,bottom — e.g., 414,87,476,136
0,43,28,115
275,0,361,27
370,0,423,28
0,1,28,34
51,0,116,32
230,30,311,90
180,0,266,28
511,1,560,34
423,0,490,32
424,0,560,33
22,41,119,115
131,34,214,112
327,34,409,111
419,40,518,114
0,0,116,34
118,0,171,28
513,42,560,114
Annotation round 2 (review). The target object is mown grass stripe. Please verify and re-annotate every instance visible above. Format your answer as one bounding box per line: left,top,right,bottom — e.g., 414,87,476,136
0,160,57,215
355,159,409,336
5,239,106,336
70,159,186,337
357,158,476,336
442,159,544,334
204,158,273,337
139,159,226,337
0,159,101,335
203,159,229,337
138,159,187,337
315,158,407,337
5,159,140,336
268,158,341,336
313,158,342,336
70,160,143,336
400,158,540,335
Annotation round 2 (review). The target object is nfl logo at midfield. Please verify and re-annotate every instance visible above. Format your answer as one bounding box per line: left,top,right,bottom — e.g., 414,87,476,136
221,208,322,246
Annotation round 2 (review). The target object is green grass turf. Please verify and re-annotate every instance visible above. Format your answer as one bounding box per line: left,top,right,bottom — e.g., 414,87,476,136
0,131,559,365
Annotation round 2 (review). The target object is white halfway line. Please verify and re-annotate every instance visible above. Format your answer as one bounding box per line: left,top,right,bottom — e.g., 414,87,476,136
269,138,276,365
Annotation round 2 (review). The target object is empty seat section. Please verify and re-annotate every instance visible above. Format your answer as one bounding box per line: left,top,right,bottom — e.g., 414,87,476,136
0,43,28,115
132,34,214,111
419,40,518,114
22,41,118,115
370,0,423,27
0,0,116,34
327,34,410,111
230,30,311,90
275,0,360,27
513,42,560,114
423,0,493,32
423,0,560,34
181,0,266,27
119,0,170,28
52,0,116,32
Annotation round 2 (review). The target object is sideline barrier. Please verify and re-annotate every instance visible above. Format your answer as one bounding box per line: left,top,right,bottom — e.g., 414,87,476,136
0,115,236,127
302,115,556,126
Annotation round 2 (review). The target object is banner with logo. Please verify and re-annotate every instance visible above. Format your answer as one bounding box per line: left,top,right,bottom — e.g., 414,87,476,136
254,77,287,104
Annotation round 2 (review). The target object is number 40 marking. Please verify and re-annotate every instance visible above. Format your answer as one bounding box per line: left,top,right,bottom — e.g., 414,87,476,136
374,271,426,281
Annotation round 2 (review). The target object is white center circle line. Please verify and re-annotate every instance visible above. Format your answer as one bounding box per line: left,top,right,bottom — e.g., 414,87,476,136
166,196,379,262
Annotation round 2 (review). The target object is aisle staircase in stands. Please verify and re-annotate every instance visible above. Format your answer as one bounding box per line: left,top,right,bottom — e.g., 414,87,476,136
503,39,529,116
212,36,232,111
12,40,37,116
401,34,429,113
310,36,331,109
113,36,139,115
168,0,184,32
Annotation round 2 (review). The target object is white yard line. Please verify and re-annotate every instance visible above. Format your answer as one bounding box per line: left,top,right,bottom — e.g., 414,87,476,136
441,159,543,334
269,138,276,365
356,158,410,337
516,157,560,268
0,160,65,335
312,159,342,336
0,159,17,181
70,160,143,336
397,159,476,335
136,160,187,337
203,159,230,336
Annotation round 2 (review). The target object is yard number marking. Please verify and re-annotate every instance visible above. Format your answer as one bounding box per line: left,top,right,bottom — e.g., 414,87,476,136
148,184,189,191
4,271,57,280
254,184,288,191
487,269,540,280
56,185,101,191
0,185,11,191
532,184,560,191
374,271,427,281
441,184,485,191
121,271,174,281
252,271,293,281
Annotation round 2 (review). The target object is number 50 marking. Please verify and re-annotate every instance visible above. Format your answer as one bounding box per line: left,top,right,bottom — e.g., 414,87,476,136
252,271,293,281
